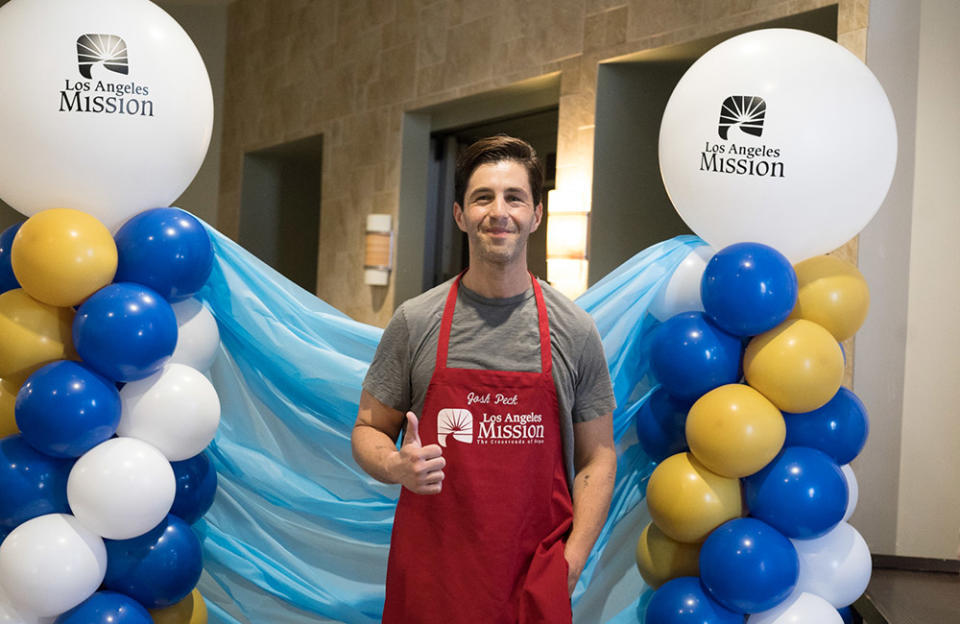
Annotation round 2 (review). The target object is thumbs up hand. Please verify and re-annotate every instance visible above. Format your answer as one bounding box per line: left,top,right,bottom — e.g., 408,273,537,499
391,412,445,495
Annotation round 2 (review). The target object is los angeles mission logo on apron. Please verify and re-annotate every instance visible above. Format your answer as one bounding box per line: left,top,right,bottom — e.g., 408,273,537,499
437,392,546,446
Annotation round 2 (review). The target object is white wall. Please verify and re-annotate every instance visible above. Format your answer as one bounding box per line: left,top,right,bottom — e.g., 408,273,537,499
857,0,960,559
895,0,960,559
854,0,920,557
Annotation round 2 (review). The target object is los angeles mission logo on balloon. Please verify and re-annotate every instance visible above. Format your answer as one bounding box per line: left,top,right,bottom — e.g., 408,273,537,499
58,34,156,117
438,392,545,447
699,95,785,178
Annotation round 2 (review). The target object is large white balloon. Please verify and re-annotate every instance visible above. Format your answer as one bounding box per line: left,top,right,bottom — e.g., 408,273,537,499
792,522,872,608
0,583,54,624
0,0,213,230
67,438,176,540
0,514,106,618
118,363,221,461
649,245,715,321
841,464,859,522
169,298,221,372
659,29,897,262
747,591,843,624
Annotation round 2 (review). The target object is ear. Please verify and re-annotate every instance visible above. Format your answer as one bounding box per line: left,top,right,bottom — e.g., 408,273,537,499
530,202,543,233
453,202,467,232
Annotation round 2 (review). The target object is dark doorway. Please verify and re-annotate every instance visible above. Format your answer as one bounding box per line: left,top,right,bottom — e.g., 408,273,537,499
0,199,21,233
239,135,322,292
424,108,558,289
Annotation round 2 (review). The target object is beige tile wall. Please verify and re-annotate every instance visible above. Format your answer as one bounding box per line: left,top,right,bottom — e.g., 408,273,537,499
218,0,868,327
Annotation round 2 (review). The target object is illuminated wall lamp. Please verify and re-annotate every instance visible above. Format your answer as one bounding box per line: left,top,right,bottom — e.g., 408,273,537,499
364,214,393,286
546,208,590,300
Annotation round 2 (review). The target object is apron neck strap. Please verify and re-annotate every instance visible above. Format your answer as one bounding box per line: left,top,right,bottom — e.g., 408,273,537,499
435,271,551,375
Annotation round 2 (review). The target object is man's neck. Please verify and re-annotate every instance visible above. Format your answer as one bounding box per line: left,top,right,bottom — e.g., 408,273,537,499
460,260,531,299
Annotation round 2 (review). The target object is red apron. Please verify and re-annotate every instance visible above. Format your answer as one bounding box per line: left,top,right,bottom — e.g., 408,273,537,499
383,273,574,624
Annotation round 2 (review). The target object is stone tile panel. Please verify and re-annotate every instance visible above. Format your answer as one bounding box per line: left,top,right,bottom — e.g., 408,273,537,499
626,0,703,41
442,16,495,89
417,2,449,66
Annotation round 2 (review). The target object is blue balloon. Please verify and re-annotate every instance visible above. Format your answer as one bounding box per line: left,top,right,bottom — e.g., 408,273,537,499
114,207,213,303
784,387,869,465
171,451,218,524
104,514,203,608
838,605,854,624
15,360,121,457
73,283,178,382
699,518,798,613
54,591,152,624
646,576,742,624
701,242,798,336
650,312,743,402
635,387,691,462
0,435,73,533
744,446,848,539
0,222,22,294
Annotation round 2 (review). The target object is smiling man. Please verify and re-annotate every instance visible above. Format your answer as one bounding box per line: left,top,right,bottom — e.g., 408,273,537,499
352,135,616,624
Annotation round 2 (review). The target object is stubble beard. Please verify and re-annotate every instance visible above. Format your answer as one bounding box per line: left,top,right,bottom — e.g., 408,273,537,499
471,230,528,267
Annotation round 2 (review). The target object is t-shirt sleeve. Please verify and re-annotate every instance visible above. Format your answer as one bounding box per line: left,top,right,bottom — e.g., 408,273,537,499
572,319,616,423
362,305,412,412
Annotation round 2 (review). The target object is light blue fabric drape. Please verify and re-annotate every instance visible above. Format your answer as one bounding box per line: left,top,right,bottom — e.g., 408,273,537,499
194,225,706,623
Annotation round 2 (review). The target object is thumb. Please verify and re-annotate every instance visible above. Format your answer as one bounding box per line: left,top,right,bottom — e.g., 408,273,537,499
403,411,422,447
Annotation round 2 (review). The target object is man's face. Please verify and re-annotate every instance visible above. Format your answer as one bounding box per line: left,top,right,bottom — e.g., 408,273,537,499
454,160,542,267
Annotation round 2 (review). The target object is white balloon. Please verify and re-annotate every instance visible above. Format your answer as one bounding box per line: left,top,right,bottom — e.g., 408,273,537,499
840,464,859,522
118,363,221,461
169,298,220,372
0,0,213,230
649,245,715,321
659,29,897,263
0,514,105,618
792,522,871,608
0,583,54,624
747,591,843,624
67,438,175,540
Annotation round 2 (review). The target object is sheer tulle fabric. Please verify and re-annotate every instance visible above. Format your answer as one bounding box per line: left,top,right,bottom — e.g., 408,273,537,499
195,225,705,623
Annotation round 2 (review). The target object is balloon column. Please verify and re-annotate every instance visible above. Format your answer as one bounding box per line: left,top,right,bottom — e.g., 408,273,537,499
637,28,894,624
0,0,218,621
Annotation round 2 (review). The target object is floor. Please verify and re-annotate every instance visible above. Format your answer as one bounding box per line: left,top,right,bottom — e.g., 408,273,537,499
855,558,960,624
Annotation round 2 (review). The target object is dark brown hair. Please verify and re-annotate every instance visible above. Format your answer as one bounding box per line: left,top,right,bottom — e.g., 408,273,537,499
454,135,544,207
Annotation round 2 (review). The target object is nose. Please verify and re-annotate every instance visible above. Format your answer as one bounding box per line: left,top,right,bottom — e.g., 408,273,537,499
489,194,509,218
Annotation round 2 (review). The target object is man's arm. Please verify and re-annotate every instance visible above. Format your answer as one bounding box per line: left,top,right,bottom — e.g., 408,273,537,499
352,389,446,495
564,412,616,595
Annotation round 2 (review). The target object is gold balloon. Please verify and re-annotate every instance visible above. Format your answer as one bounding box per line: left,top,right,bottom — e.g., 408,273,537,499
790,255,870,342
646,452,743,544
744,319,844,413
0,289,76,385
11,208,117,307
686,384,785,478
0,378,19,438
635,521,700,589
150,588,208,624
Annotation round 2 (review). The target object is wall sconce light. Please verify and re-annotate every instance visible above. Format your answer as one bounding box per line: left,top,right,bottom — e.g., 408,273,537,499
364,214,393,286
546,211,590,260
545,189,590,300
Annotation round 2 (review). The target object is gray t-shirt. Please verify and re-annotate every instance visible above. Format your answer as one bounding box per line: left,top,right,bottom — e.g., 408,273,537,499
362,276,616,486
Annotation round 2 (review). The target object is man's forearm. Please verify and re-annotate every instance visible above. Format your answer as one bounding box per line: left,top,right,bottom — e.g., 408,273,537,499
352,424,402,484
565,448,617,583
